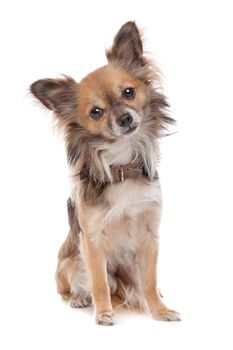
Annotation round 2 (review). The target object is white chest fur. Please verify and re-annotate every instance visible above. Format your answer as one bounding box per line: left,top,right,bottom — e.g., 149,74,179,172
104,178,162,225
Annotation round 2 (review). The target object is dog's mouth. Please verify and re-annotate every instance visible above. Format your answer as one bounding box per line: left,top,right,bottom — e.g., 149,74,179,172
123,124,139,135
110,118,140,138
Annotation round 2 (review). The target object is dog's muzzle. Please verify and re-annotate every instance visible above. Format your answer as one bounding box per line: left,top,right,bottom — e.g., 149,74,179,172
116,113,138,135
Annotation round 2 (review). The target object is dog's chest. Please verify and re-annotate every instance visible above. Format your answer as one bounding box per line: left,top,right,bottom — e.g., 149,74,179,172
97,179,161,254
104,179,161,223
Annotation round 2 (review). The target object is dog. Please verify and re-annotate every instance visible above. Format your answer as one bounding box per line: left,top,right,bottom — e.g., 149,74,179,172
30,21,180,325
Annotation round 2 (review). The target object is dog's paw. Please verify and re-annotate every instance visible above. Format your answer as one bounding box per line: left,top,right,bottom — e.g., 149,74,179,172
153,308,181,322
96,311,115,326
70,294,92,308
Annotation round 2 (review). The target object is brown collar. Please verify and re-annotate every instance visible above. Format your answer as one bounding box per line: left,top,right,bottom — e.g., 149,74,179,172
80,157,159,183
110,157,144,182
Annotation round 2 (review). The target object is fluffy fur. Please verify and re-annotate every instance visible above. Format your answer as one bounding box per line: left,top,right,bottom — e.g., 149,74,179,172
31,21,180,325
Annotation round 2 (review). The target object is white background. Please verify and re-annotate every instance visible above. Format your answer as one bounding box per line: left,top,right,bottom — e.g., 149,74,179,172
0,0,233,349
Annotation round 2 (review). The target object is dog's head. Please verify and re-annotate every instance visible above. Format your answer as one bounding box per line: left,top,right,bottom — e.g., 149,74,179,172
31,22,173,182
31,22,173,175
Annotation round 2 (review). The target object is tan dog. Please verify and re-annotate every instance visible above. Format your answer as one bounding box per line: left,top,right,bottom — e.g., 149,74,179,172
31,21,180,325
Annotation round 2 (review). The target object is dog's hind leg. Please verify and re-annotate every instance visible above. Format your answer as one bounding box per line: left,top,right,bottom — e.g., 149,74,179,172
56,255,92,308
56,197,92,307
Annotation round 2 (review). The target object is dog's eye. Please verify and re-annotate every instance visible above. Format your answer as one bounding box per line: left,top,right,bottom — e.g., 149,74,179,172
122,87,135,100
90,107,103,120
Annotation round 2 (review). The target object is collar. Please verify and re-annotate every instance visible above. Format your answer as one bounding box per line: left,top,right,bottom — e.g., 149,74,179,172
111,157,144,182
80,157,159,183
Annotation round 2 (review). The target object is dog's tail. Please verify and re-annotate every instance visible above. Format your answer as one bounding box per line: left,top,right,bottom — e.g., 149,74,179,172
111,278,148,312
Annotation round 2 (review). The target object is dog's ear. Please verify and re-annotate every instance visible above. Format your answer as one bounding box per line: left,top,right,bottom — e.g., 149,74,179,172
106,21,143,67
30,77,77,119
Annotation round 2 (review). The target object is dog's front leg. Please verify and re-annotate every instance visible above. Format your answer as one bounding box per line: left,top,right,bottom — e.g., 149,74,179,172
139,228,180,321
82,232,114,326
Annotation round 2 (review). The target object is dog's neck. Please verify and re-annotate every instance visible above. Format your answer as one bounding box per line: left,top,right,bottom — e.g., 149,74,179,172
80,156,159,184
79,135,159,184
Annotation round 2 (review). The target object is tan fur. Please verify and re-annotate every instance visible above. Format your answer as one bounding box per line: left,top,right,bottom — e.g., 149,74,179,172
76,65,149,139
56,179,179,324
31,21,180,325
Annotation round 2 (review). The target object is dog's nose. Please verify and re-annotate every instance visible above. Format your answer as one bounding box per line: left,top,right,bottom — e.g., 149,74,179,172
117,113,133,127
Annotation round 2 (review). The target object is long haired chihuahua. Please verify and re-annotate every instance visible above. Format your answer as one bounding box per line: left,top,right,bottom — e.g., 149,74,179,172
31,21,180,325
